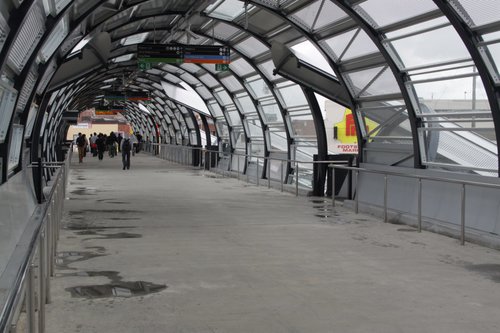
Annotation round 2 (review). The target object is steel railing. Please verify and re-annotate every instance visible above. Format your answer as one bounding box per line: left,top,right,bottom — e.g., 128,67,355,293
329,164,500,245
149,143,352,196
0,156,69,332
148,143,351,197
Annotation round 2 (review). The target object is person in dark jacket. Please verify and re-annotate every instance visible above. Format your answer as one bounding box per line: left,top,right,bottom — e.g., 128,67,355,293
95,133,106,161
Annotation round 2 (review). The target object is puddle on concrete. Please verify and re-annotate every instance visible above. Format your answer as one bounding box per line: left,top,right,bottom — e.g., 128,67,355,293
70,189,94,196
310,199,329,204
70,209,143,214
397,228,418,232
64,270,167,299
56,250,107,270
315,214,333,219
67,281,167,299
67,226,137,231
82,232,142,240
465,264,500,283
96,199,131,205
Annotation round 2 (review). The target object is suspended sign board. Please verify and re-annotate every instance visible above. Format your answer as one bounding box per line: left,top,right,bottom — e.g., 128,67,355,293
137,44,230,66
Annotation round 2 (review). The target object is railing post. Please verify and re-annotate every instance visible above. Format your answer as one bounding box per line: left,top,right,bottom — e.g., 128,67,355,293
332,166,336,208
418,178,422,232
256,158,260,186
237,155,240,181
355,170,359,214
461,184,466,245
39,232,46,333
384,175,388,223
246,157,250,183
295,162,299,197
267,158,271,189
281,160,284,192
27,264,36,333
200,149,203,169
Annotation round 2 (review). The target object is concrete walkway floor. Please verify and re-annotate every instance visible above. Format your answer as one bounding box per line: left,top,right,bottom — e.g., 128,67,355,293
46,152,500,333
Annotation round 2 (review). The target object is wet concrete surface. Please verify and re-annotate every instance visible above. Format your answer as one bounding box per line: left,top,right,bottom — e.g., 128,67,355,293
46,153,500,333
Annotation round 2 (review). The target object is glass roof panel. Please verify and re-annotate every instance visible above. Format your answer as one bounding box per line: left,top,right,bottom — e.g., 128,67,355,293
161,81,210,115
314,1,348,30
247,78,273,99
179,72,199,85
196,86,212,100
340,30,379,61
234,36,268,58
214,89,232,106
453,0,500,28
205,0,246,21
210,22,241,41
344,66,400,97
290,40,336,76
357,0,437,28
230,58,255,77
290,0,322,30
180,63,200,73
235,94,257,114
321,29,379,61
390,25,470,68
258,60,282,81
199,73,220,88
221,75,244,92
276,84,307,108
487,44,500,78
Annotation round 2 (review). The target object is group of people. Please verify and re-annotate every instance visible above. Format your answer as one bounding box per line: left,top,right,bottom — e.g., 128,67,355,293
75,131,142,170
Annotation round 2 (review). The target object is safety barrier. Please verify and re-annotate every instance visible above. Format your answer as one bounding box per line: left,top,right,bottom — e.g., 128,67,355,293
0,158,69,332
148,143,350,197
329,164,500,245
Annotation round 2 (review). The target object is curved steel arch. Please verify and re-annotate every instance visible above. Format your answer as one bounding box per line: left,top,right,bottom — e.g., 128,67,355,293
432,0,500,175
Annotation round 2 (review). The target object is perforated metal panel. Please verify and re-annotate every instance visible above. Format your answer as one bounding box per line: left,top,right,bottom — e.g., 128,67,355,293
39,15,69,63
0,81,19,143
7,2,46,74
16,67,38,113
37,59,57,95
0,11,9,55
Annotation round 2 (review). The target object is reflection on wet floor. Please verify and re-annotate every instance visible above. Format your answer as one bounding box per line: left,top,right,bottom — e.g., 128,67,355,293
66,280,167,299
57,251,167,298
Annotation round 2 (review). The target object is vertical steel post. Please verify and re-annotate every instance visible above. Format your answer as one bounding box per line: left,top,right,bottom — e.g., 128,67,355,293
281,160,284,192
355,170,359,214
418,178,422,232
39,232,46,333
256,158,259,186
461,184,466,245
331,166,336,208
246,157,250,183
384,175,388,222
267,158,271,189
237,155,240,181
295,162,299,197
27,264,36,333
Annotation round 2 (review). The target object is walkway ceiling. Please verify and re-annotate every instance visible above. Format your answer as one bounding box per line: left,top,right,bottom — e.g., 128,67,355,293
0,0,499,184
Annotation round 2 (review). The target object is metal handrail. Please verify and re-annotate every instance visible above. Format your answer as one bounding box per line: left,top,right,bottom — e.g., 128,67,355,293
0,157,68,332
329,164,500,245
150,143,353,197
